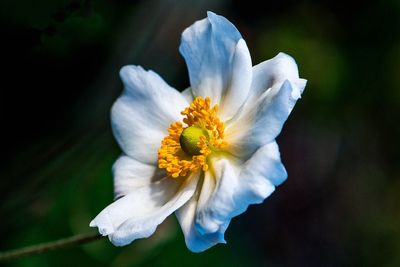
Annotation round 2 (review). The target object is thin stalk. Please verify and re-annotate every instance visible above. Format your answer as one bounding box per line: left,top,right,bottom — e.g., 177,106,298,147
0,232,104,261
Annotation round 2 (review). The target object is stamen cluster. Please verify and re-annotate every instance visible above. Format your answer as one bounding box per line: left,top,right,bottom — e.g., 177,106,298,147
158,96,226,177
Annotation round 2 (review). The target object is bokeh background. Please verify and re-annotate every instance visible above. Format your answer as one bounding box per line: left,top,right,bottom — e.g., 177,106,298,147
1,0,400,266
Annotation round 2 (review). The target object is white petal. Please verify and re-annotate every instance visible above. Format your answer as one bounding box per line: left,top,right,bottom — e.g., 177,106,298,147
195,171,218,233
220,39,253,120
226,80,304,158
194,156,276,236
240,141,288,186
225,53,306,157
90,173,198,246
181,87,194,103
112,65,188,164
90,176,180,236
179,12,252,120
175,194,228,253
250,53,306,102
113,155,165,199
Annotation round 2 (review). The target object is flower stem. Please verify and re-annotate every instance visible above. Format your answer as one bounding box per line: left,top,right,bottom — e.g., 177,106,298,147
0,232,104,261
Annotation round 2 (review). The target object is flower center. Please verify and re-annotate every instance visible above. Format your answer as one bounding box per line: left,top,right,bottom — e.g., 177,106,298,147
158,96,227,178
180,126,210,156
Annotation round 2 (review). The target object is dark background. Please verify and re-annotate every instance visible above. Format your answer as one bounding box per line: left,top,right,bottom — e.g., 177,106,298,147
1,0,400,266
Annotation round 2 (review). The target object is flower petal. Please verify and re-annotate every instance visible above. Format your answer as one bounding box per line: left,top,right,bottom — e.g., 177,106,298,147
240,141,288,187
112,65,188,164
181,87,194,103
90,173,198,246
225,53,306,157
113,155,165,199
195,144,283,236
179,12,252,120
249,52,306,103
175,194,228,253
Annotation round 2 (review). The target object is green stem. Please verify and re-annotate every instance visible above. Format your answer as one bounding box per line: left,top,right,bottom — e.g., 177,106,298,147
0,232,104,261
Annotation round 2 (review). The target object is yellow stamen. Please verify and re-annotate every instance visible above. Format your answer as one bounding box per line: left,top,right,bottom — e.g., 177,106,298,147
158,96,226,178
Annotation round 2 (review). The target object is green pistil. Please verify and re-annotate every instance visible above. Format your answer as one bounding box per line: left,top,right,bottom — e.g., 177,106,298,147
180,126,209,156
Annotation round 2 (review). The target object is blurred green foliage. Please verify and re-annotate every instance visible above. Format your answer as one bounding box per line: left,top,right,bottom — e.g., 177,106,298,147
1,0,400,266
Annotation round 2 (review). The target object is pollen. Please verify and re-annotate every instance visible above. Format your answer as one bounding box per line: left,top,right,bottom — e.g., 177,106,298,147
158,96,226,178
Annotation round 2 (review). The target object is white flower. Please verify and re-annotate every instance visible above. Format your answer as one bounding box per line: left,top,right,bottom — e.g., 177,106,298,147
90,11,307,253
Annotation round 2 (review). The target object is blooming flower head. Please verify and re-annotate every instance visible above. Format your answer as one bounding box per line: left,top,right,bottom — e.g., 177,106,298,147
90,12,307,252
